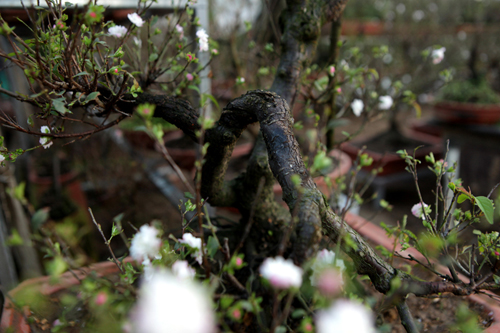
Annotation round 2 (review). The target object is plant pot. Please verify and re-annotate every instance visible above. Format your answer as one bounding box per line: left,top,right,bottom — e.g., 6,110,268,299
165,133,254,170
345,212,500,332
434,102,500,125
273,149,352,197
341,20,385,36
340,131,442,176
1,259,132,333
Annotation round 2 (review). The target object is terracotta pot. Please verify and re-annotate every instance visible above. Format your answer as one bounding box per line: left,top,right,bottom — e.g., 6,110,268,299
273,149,352,197
1,259,132,333
345,212,500,333
165,133,254,170
340,131,442,176
434,102,500,125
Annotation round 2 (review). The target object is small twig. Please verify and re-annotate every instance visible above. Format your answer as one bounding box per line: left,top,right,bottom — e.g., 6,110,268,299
88,207,124,274
396,300,419,333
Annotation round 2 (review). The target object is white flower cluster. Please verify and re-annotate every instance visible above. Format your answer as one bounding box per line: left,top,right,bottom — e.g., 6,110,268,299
130,224,162,262
131,270,216,333
39,126,53,149
431,47,446,65
351,99,364,117
316,300,376,333
378,95,393,110
310,250,345,285
179,233,203,264
127,13,144,27
108,25,127,38
411,202,430,220
259,256,303,289
196,29,209,52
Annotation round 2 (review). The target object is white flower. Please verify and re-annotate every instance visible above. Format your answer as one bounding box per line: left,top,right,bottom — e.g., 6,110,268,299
196,29,209,52
175,24,184,39
179,233,203,265
131,270,216,333
351,99,364,117
0,154,5,163
236,77,245,84
310,249,345,287
259,256,303,289
130,225,162,262
108,25,128,38
316,300,376,333
133,37,142,48
39,126,53,149
411,202,430,220
431,47,446,64
128,13,144,27
172,260,196,279
378,95,393,110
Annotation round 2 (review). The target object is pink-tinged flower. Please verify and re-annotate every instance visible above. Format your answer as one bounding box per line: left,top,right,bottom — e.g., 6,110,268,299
231,308,241,320
40,126,53,149
351,99,364,117
108,25,128,38
411,202,430,220
172,260,196,279
89,12,96,18
329,65,335,76
131,270,216,333
177,43,183,49
316,268,343,296
95,291,108,306
235,257,243,266
431,47,446,64
114,68,119,73
52,319,61,327
130,224,162,262
211,49,218,55
495,251,500,257
378,95,393,110
316,300,376,333
259,256,303,289
187,54,193,61
176,24,184,39
128,13,144,27
336,87,342,93
196,29,209,52
310,249,345,291
303,322,313,332
186,73,194,81
179,233,203,264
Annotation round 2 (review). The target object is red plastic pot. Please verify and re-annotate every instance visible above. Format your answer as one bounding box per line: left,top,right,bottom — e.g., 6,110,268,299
273,149,352,198
345,212,500,332
434,102,500,125
1,259,132,333
341,131,442,176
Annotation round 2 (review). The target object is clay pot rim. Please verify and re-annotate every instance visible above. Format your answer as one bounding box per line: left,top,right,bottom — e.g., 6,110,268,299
345,212,500,333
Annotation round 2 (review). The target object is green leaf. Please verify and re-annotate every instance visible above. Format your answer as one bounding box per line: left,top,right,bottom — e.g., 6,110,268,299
457,194,469,204
148,53,159,62
84,91,100,104
493,274,500,285
53,99,71,114
475,196,495,224
73,71,90,78
31,207,50,230
206,236,219,258
184,192,195,199
6,229,23,246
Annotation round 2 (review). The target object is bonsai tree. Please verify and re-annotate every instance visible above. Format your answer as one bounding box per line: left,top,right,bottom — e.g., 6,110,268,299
0,1,498,332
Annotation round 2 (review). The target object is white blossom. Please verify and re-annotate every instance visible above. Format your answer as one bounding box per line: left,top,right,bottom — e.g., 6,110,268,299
378,95,393,110
431,47,446,64
175,24,184,39
179,233,203,265
172,260,196,279
128,13,144,27
310,249,345,287
0,154,5,163
39,126,53,149
133,37,142,48
108,25,128,38
130,225,162,262
411,202,430,220
196,29,209,52
236,77,245,84
131,270,216,333
316,300,376,333
259,256,303,289
351,99,364,117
